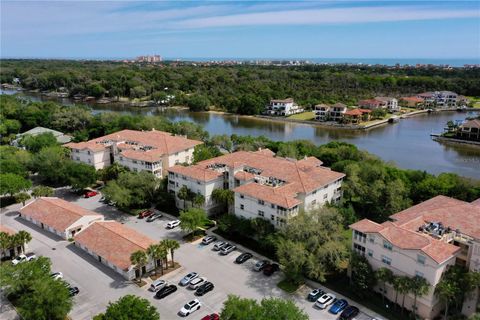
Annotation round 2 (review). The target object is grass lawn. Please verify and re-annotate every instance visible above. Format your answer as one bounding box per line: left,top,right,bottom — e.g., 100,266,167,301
466,96,480,108
288,111,315,121
277,279,303,293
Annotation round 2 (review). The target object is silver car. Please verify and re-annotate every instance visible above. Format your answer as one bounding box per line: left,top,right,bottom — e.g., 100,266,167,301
179,272,198,286
220,244,236,255
213,241,227,251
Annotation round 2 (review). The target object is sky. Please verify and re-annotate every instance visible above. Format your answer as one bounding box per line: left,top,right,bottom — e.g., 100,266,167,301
1,1,480,60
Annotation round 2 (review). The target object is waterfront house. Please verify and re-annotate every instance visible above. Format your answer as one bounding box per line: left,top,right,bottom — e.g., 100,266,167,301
168,149,344,227
358,99,384,110
19,197,104,240
457,119,480,141
343,108,372,124
417,91,458,108
65,129,202,177
264,98,303,116
350,195,480,319
399,96,425,108
330,103,348,121
74,221,158,280
375,97,399,112
314,104,331,121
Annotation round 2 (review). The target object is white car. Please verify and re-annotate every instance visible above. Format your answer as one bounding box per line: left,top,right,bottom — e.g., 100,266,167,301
188,277,207,290
11,253,36,265
50,272,63,280
149,279,168,292
166,220,180,229
213,241,227,251
315,293,336,309
179,299,201,316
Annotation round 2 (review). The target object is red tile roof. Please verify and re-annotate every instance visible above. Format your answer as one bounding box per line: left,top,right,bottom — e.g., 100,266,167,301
401,96,424,103
169,165,223,182
0,224,16,235
471,198,480,207
234,171,255,181
350,195,480,264
344,109,371,116
65,129,202,162
20,198,103,232
271,98,294,103
234,182,302,208
74,221,156,271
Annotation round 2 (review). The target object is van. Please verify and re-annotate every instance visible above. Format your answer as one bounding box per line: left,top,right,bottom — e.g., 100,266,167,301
149,279,167,292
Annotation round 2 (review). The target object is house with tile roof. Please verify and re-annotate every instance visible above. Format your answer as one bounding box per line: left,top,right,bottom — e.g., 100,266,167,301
19,198,103,239
74,221,157,280
350,195,480,319
0,225,23,258
168,149,345,227
65,129,202,177
457,119,480,142
417,91,458,108
314,103,347,122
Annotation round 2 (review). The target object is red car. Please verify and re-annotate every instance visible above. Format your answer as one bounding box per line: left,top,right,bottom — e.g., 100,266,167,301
201,314,219,320
138,210,153,219
84,191,98,198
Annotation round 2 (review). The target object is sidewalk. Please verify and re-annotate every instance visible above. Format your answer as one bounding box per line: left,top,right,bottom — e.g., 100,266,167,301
0,290,20,320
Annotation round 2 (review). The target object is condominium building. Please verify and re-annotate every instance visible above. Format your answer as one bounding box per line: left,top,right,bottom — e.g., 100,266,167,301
168,149,345,227
264,98,304,116
350,196,480,319
65,129,202,177
417,91,458,108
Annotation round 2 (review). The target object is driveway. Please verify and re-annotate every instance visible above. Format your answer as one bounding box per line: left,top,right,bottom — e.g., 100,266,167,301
1,193,384,320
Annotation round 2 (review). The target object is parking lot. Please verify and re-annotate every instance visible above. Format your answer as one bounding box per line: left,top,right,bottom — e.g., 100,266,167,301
1,191,383,320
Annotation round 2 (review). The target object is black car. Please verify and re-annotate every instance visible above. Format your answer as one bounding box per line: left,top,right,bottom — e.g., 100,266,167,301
307,288,325,302
235,252,253,264
68,286,80,296
155,284,178,299
195,281,214,296
263,263,280,276
339,306,359,320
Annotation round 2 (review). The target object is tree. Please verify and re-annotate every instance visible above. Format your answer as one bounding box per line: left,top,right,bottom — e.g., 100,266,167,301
15,192,31,206
435,279,457,320
19,132,58,153
0,256,72,320
179,208,208,236
276,239,307,285
98,162,128,182
349,253,376,298
212,189,234,213
0,173,32,196
396,276,412,315
220,295,308,320
186,94,209,111
177,185,191,209
278,207,349,282
64,161,97,191
15,230,32,253
146,244,167,276
93,295,160,320
192,194,205,208
32,185,55,198
31,146,69,185
0,232,13,258
161,239,180,268
130,250,148,283
410,275,430,319
376,267,394,305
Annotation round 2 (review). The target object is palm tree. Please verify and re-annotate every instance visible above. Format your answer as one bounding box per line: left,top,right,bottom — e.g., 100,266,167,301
146,244,167,276
410,275,430,319
392,275,401,310
192,194,205,208
0,232,12,258
376,267,394,306
161,239,180,268
130,250,148,283
435,279,456,320
16,230,32,253
212,189,234,213
178,186,190,209
397,276,412,316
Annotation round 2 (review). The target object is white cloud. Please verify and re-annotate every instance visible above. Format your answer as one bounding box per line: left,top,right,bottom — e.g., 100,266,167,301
173,5,479,29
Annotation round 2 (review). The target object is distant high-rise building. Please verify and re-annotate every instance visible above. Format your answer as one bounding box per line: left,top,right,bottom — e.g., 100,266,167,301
135,55,162,63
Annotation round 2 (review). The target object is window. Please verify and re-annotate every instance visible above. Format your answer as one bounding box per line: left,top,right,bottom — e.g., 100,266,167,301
417,255,426,265
240,204,244,210
87,159,91,163
182,175,187,180
76,157,80,161
258,210,264,217
369,236,375,243
175,152,179,156
271,215,274,220
119,156,123,161
271,204,275,209
367,249,373,257
197,181,201,185
133,160,137,164
175,160,179,164
383,241,393,251
415,271,424,278
258,200,265,205
87,151,91,155
311,200,317,206
75,149,79,153
354,230,367,243
323,194,328,199
354,243,366,255
381,255,392,265
312,190,317,195
240,194,244,199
